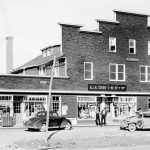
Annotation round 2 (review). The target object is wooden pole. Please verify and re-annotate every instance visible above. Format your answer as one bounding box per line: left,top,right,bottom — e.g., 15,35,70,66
45,56,56,143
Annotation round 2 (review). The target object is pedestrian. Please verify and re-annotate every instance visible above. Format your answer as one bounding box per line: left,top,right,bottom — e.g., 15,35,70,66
95,107,101,126
101,106,108,126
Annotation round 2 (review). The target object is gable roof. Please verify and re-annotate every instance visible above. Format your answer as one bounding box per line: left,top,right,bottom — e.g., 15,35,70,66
11,45,62,73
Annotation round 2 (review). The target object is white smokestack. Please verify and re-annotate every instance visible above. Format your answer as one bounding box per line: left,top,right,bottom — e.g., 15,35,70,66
6,36,13,74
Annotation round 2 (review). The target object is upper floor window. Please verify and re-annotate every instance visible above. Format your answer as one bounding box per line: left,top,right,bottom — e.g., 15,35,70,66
140,65,150,82
42,50,47,58
109,37,116,52
148,41,150,55
129,39,136,54
39,66,46,76
54,67,59,77
84,62,93,80
47,48,53,56
109,64,125,81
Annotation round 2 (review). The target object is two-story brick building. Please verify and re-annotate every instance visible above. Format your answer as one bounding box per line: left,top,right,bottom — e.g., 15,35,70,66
1,10,150,125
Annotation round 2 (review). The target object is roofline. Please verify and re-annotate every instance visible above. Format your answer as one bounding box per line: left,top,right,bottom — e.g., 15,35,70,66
41,44,61,51
1,89,150,96
0,73,69,79
79,29,102,35
113,9,150,17
96,19,119,25
58,22,83,28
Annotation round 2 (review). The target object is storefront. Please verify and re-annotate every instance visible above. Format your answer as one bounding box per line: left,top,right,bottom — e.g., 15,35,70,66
77,95,137,121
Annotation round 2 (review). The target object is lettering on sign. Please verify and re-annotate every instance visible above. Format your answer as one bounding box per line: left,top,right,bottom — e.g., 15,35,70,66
88,84,126,91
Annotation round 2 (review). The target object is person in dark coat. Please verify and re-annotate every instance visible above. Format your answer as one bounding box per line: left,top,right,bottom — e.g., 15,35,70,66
95,107,101,126
101,106,108,126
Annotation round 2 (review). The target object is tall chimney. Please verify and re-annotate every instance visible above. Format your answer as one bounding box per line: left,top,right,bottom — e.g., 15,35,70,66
6,36,13,74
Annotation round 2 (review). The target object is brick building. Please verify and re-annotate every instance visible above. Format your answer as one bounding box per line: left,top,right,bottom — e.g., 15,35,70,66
1,10,150,125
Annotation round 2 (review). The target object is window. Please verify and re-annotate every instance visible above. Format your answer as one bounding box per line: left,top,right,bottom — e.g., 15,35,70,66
148,41,150,55
39,66,46,76
129,39,136,54
77,96,96,119
84,62,93,80
109,37,116,52
109,64,125,81
140,65,150,82
52,96,60,113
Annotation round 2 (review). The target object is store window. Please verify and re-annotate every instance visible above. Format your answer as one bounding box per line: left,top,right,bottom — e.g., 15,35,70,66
0,95,13,119
24,96,47,117
78,96,96,119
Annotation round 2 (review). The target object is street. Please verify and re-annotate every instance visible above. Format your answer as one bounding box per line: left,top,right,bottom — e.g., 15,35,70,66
1,126,150,149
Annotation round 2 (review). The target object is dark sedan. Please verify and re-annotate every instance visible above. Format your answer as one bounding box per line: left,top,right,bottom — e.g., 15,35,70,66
24,111,72,132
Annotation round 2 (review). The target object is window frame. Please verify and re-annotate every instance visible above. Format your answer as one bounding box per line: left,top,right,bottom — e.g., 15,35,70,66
84,62,93,80
109,63,125,81
140,65,150,82
109,37,116,52
148,41,150,55
129,39,136,54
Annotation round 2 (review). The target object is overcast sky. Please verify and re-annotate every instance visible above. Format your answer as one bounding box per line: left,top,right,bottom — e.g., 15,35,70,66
0,0,150,73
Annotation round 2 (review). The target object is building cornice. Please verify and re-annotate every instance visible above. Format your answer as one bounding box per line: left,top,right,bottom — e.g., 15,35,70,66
79,29,102,35
58,22,83,28
1,89,150,96
113,9,150,17
96,19,119,25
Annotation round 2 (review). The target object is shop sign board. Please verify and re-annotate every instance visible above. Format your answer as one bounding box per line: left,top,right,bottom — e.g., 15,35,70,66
88,84,126,91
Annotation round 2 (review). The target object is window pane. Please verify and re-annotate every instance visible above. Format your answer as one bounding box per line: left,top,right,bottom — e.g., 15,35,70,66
140,67,146,73
110,65,116,72
148,75,150,81
110,73,116,80
85,71,91,79
141,74,146,81
129,41,134,47
148,67,150,74
118,65,123,72
118,73,124,80
85,63,91,70
129,48,134,53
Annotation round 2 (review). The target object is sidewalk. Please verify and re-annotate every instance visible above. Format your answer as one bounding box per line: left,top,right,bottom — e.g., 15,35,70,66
0,120,120,129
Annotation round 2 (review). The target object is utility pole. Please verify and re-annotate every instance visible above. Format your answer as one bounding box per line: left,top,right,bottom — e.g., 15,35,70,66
45,56,56,142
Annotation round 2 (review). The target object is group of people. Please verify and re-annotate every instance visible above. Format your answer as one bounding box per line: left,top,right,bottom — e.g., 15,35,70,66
95,99,108,126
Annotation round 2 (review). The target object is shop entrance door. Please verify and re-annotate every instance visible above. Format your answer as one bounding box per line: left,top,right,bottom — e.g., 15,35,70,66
13,96,23,125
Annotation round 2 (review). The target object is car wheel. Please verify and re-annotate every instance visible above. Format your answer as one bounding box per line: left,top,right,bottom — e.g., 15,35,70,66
40,124,46,132
65,121,72,130
128,123,136,132
136,120,144,129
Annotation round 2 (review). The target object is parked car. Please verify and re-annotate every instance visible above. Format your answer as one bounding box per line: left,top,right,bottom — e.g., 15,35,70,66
24,111,72,132
120,110,150,132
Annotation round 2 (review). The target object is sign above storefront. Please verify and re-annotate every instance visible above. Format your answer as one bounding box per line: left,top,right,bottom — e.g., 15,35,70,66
88,84,126,91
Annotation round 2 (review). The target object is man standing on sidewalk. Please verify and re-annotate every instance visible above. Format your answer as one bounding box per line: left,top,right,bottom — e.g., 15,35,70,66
100,98,107,126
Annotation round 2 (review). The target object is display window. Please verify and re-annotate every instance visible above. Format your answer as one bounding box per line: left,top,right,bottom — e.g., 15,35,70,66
78,96,96,119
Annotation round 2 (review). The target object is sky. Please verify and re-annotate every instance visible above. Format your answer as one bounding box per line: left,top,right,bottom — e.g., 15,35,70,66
0,0,150,73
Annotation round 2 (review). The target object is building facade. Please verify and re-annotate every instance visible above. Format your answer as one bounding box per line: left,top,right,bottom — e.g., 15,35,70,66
1,10,150,125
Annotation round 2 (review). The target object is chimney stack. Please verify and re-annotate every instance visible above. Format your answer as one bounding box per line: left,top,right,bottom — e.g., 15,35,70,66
6,36,13,74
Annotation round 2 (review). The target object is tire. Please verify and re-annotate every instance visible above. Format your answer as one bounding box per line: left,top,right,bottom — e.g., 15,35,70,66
128,123,136,132
65,121,72,130
136,120,144,129
40,124,46,132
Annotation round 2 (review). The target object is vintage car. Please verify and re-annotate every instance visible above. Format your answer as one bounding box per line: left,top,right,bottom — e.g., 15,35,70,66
24,111,72,132
120,110,150,132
